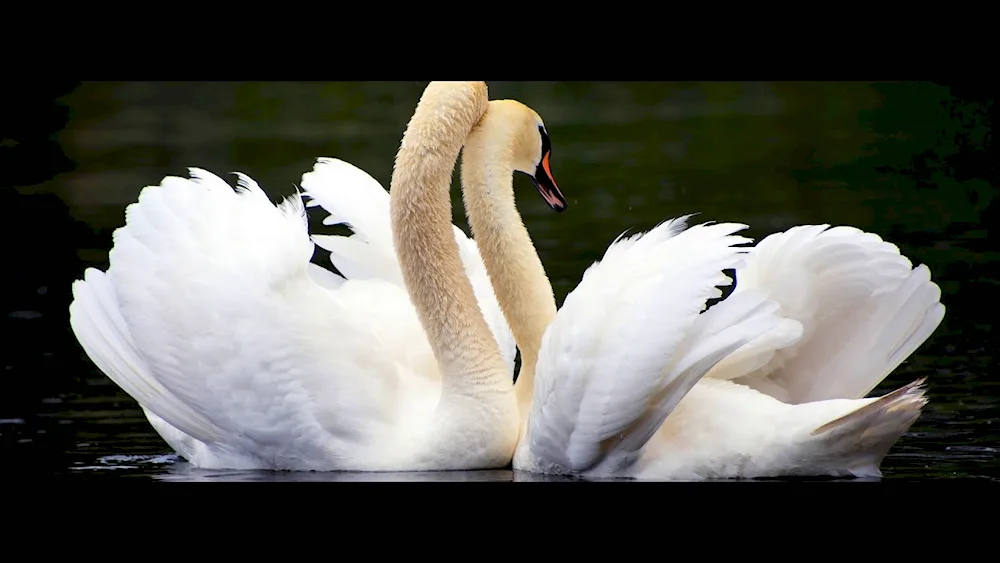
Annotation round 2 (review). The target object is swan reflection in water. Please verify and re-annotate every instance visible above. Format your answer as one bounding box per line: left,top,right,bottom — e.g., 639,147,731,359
159,466,590,482
152,457,581,482
78,454,875,482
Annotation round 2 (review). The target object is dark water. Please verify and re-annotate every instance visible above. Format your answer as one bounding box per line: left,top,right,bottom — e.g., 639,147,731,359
2,81,996,481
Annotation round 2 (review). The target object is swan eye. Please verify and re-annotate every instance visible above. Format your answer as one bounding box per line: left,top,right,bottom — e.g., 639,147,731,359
538,125,551,165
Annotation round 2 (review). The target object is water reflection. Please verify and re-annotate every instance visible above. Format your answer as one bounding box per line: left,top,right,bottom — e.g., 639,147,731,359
2,81,995,481
66,452,996,482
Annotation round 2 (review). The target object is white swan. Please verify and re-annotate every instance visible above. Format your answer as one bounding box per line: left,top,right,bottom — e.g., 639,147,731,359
67,81,524,471
315,97,946,479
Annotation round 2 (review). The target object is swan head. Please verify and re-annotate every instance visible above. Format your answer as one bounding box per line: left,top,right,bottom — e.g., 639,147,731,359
484,99,568,212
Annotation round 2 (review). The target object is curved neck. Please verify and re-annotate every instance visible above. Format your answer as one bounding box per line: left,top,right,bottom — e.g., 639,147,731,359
460,112,559,425
389,82,510,399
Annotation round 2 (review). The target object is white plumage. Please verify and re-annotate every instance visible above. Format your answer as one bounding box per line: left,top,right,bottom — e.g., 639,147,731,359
523,218,780,474
69,162,516,471
708,225,945,403
517,220,943,479
302,157,944,479
71,152,944,479
301,158,516,373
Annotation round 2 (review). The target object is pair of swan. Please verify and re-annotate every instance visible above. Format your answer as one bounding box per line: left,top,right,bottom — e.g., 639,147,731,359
69,81,945,479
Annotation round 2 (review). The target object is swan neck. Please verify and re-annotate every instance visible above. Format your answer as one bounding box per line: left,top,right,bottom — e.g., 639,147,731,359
461,116,559,421
389,82,511,399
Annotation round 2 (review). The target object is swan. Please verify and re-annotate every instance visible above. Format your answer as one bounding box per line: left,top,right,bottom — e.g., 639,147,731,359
67,81,528,471
465,100,946,479
312,98,946,479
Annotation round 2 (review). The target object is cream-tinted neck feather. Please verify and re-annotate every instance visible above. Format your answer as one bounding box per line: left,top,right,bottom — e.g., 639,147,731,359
460,100,560,427
390,82,515,404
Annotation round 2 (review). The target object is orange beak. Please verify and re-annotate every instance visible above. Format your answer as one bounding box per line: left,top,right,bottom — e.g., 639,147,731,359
531,151,567,212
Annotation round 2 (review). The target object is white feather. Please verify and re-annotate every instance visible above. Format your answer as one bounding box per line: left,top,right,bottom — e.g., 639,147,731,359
514,220,943,480
707,224,946,403
69,166,500,471
522,218,778,475
299,157,516,375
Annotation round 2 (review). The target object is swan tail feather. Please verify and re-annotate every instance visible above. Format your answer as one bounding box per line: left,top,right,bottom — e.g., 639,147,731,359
809,378,928,477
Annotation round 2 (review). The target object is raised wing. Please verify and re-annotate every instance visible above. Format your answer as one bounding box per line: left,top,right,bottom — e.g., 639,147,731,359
300,157,516,374
69,169,436,461
706,225,945,403
525,217,781,476
70,267,227,446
